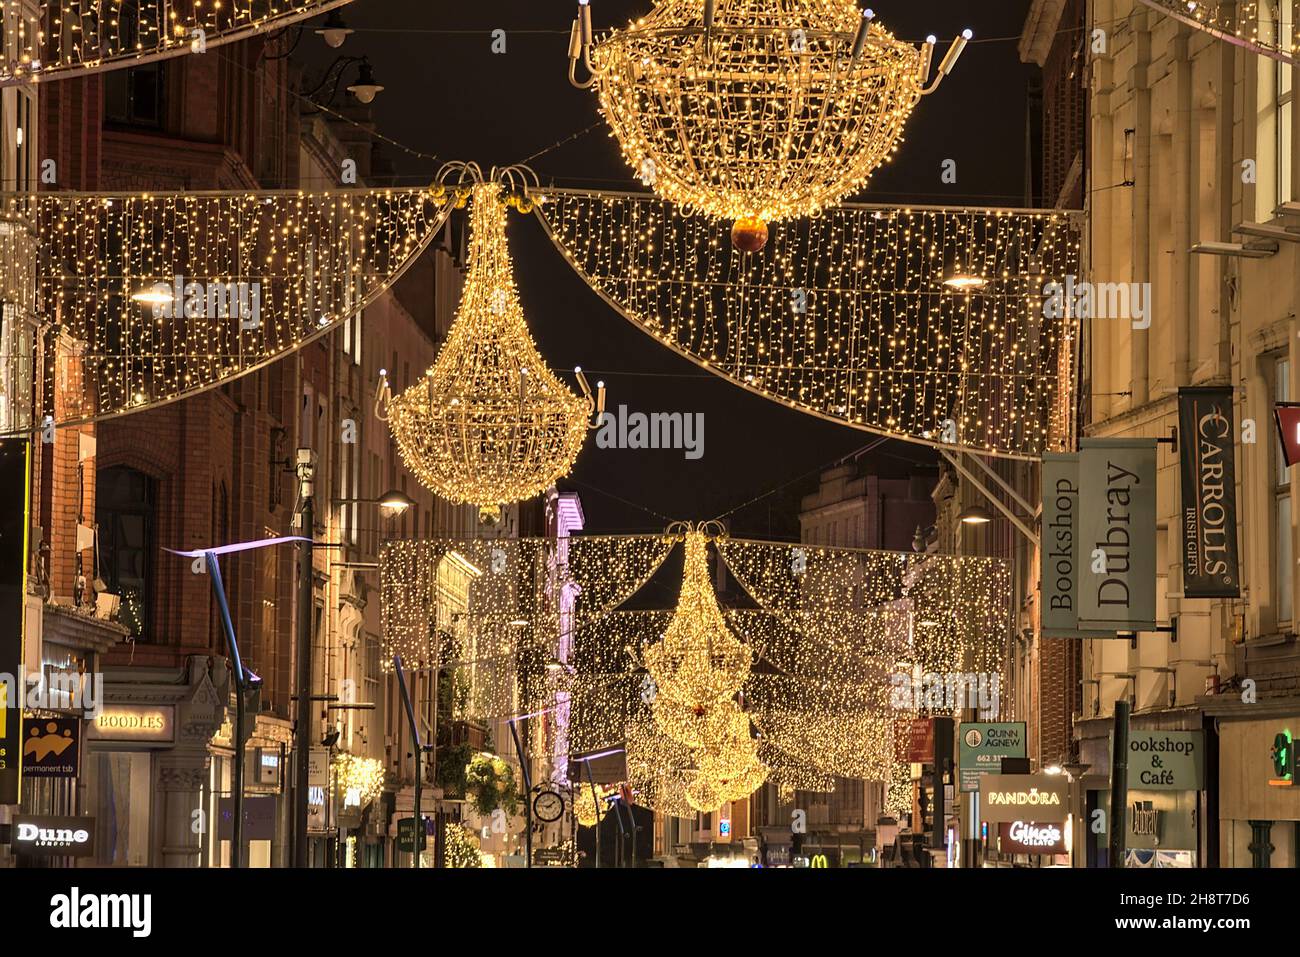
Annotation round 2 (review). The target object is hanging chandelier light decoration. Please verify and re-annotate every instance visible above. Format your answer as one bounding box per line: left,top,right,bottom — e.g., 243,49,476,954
380,165,604,523
2,0,355,87
0,186,450,436
533,188,1082,458
1136,1,1299,66
567,0,972,247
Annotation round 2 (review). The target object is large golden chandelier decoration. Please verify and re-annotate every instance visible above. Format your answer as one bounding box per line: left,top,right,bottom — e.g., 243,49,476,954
381,166,602,522
567,0,970,247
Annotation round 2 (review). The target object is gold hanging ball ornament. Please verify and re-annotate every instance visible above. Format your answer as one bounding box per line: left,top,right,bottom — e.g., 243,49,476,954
569,0,972,223
385,175,600,515
729,216,769,253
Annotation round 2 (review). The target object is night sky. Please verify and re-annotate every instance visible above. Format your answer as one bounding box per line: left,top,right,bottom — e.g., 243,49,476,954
305,1,1036,537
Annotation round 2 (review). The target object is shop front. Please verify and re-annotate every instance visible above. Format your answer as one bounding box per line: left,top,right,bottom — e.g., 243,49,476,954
1212,704,1300,867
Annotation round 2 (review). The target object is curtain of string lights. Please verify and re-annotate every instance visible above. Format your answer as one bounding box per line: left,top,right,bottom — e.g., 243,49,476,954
380,530,1010,816
533,187,1082,459
0,0,354,86
0,187,449,434
1137,0,1298,66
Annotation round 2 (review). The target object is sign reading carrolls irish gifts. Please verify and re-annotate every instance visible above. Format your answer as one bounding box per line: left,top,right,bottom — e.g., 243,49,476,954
1178,387,1240,598
1077,438,1157,631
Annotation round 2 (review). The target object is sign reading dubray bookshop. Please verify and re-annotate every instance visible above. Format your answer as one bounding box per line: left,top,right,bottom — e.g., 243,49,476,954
1115,730,1204,790
1041,453,1113,638
1178,388,1240,598
958,722,1027,792
1077,438,1157,631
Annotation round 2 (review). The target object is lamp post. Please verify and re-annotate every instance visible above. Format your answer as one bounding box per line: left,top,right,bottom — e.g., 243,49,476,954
292,449,317,868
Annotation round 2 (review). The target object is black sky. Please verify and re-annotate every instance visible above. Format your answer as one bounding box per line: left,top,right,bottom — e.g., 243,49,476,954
304,1,1036,537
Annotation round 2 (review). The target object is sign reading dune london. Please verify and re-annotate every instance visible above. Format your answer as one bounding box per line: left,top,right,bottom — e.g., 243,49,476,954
1077,438,1157,632
1177,388,1240,598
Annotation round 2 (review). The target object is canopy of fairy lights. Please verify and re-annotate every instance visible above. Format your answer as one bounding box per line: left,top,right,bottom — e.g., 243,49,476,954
0,0,354,86
0,187,449,435
382,172,598,523
568,0,969,240
533,187,1082,458
1137,0,1299,66
380,529,1010,817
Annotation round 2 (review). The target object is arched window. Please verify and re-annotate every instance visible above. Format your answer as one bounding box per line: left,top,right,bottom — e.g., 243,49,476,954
97,466,156,640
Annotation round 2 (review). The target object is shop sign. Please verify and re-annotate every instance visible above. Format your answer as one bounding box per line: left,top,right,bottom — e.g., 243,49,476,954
1274,403,1300,468
958,722,1026,792
396,816,428,852
1077,439,1158,631
254,747,281,787
1122,730,1204,790
1178,388,1240,597
1131,801,1160,838
217,795,277,841
979,774,1069,823
86,705,174,743
22,717,79,777
11,814,95,857
1041,454,1114,637
906,718,934,763
998,820,1066,854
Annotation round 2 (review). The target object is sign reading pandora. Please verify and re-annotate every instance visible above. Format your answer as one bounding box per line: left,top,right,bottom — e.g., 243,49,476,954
1077,438,1157,632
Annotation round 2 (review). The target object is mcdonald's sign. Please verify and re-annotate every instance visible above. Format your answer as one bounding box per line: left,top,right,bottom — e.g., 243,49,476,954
809,853,829,868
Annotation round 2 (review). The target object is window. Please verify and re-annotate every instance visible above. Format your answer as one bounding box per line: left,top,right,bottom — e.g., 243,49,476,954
97,467,156,640
1256,5,1294,220
1277,357,1294,626
103,4,166,129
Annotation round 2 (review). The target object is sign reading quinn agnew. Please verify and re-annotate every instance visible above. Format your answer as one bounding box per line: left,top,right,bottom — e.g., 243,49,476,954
1077,438,1157,631
979,774,1069,824
1178,388,1240,598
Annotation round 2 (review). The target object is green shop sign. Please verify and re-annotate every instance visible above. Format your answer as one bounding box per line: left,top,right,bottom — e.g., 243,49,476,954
958,722,1027,792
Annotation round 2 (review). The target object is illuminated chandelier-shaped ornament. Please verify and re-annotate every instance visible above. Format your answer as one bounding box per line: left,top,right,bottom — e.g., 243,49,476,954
567,0,972,244
642,525,751,708
382,168,603,523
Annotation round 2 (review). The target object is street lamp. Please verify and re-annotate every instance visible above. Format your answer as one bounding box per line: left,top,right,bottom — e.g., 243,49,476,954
376,488,415,516
345,60,384,104
315,9,354,49
958,504,993,525
302,55,384,107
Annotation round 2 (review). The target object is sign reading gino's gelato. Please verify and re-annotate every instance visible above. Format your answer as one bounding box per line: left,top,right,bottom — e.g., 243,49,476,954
87,706,174,743
979,774,1070,823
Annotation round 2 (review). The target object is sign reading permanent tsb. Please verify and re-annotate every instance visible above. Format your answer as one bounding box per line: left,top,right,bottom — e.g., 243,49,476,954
1178,388,1240,598
1077,438,1157,632
979,774,1070,824
22,718,79,778
958,722,1027,792
1119,730,1205,790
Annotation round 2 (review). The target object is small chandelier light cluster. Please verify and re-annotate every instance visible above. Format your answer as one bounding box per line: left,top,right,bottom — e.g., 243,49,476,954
568,0,971,246
634,524,766,811
535,188,1082,458
382,167,603,523
1137,0,1299,66
0,0,355,86
0,187,449,434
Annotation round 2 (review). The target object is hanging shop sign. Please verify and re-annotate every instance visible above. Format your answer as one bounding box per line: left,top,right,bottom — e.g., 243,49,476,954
217,795,277,842
1041,454,1113,638
1120,730,1205,790
958,722,1027,792
396,816,429,853
0,438,30,804
11,814,95,858
907,718,934,763
22,717,80,778
1077,438,1158,631
86,705,174,743
1178,388,1240,597
979,774,1070,824
1274,403,1300,467
997,820,1066,855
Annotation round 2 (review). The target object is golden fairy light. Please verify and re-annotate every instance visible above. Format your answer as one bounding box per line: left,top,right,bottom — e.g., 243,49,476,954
534,188,1082,458
1137,0,1299,65
1,0,354,86
379,531,1010,814
567,0,970,238
382,170,601,523
333,752,385,806
0,187,448,435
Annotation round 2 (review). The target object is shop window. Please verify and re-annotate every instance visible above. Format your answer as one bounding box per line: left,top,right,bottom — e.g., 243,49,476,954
88,751,152,866
96,466,157,640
